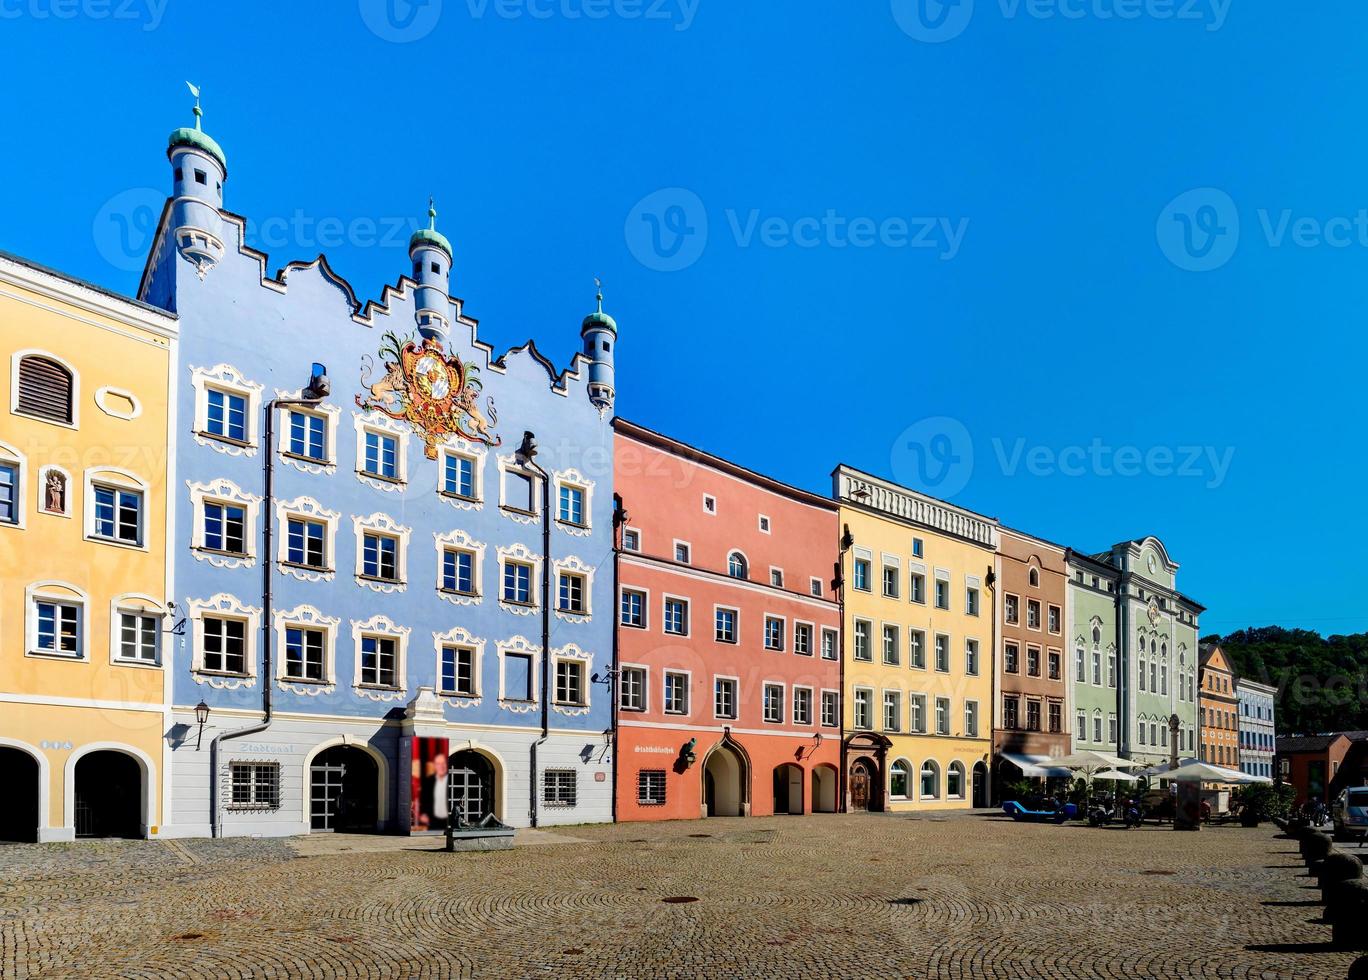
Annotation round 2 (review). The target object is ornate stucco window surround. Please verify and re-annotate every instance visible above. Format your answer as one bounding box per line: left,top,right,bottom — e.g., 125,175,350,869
187,593,261,691
275,495,341,582
273,603,340,695
191,363,263,456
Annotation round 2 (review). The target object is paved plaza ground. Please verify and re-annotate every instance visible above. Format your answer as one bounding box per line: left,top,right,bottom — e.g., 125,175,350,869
0,811,1357,979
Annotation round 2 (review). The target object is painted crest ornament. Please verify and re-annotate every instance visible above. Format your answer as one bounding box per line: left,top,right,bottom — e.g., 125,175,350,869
357,332,500,459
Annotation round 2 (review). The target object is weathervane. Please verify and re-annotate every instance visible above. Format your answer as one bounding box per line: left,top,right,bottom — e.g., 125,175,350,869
186,81,203,130
428,196,437,230
594,276,604,312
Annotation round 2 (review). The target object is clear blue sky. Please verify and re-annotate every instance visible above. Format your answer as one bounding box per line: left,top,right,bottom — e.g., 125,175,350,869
1,1,1362,635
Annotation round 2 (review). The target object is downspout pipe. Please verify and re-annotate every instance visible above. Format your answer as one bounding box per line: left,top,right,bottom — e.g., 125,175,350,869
209,380,327,838
519,434,552,828
610,493,625,825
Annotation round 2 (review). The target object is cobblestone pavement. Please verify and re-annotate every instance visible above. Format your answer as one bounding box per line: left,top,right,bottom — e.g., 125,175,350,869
0,813,1354,979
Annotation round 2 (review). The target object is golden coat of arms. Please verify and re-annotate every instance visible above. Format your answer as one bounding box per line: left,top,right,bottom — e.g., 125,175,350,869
356,332,500,459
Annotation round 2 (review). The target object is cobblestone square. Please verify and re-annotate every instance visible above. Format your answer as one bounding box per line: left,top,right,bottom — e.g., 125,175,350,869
0,813,1353,979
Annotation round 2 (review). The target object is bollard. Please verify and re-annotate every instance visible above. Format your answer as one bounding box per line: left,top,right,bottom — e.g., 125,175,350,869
1318,851,1364,902
1326,879,1368,925
1303,832,1334,865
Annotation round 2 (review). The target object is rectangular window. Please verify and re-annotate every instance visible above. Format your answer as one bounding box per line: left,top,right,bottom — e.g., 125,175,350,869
284,626,325,681
1048,604,1061,633
674,542,690,563
202,616,246,674
543,769,577,807
965,700,979,738
622,529,640,552
935,696,950,735
793,687,812,726
638,770,666,806
965,587,979,616
854,689,872,730
1094,715,1104,743
821,628,838,661
1074,647,1086,683
883,690,901,732
853,558,870,591
909,628,926,669
821,690,838,727
35,600,81,656
882,565,899,598
794,623,812,656
763,684,783,723
557,573,586,614
360,634,398,687
764,616,784,651
912,537,924,558
440,645,476,696
910,693,927,733
620,666,646,711
965,638,979,675
935,579,949,610
117,611,159,663
620,589,645,628
1026,699,1041,731
1077,711,1087,740
92,484,143,545
0,462,18,524
714,607,736,643
442,549,476,595
557,484,585,526
770,568,784,588
1091,649,1102,685
1049,702,1062,733
1004,642,1019,673
1047,650,1060,680
665,598,689,636
443,453,476,499
810,578,823,597
909,573,925,604
504,652,533,701
934,634,949,672
714,677,737,719
362,533,399,581
555,659,585,705
1027,599,1041,629
203,501,246,554
853,620,872,661
1026,646,1040,677
504,471,535,512
664,672,689,714
882,624,899,665
503,562,533,604
229,763,279,808
1004,594,1019,624
1004,696,1019,729
363,430,399,480
287,410,326,461
206,387,247,442
286,517,326,568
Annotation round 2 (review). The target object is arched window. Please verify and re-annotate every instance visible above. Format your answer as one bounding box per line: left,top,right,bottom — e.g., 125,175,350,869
15,354,74,425
947,762,965,799
1028,568,1039,588
727,552,748,580
1138,654,1147,691
919,760,940,799
889,759,910,799
1092,625,1101,645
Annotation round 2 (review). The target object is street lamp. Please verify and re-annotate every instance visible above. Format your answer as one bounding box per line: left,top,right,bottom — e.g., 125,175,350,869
194,700,210,750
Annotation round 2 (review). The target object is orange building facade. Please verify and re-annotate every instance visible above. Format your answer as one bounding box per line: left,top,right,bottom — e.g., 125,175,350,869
1199,644,1240,770
612,421,842,821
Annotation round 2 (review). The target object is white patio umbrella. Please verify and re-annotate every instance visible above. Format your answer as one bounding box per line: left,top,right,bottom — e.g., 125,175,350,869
1162,761,1269,784
1093,769,1139,783
1036,751,1147,809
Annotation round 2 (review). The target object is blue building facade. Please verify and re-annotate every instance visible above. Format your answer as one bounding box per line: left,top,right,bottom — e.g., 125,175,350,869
140,107,616,836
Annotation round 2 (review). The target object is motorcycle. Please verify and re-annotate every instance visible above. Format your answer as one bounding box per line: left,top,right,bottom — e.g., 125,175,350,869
1121,798,1143,829
1088,801,1115,827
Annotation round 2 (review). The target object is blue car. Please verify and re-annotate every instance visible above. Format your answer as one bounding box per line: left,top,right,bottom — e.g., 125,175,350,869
1332,787,1368,843
1003,801,1078,824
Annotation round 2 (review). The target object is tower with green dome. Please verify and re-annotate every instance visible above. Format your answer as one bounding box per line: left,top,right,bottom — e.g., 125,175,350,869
581,280,616,411
410,200,453,341
167,82,227,278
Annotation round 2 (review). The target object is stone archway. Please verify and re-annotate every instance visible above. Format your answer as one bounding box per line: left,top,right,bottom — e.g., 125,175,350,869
0,747,40,842
773,763,804,815
309,746,380,833
811,764,838,814
448,750,497,825
849,757,879,812
972,761,989,808
73,750,142,839
702,738,750,817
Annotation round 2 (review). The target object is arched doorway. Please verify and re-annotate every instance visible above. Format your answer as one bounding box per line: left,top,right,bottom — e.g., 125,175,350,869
772,763,803,815
0,747,39,842
849,758,877,812
972,762,989,808
703,740,748,817
811,764,838,813
448,750,496,826
74,750,142,839
310,746,379,833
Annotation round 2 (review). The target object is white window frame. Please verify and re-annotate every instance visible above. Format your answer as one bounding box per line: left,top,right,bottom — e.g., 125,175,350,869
276,395,341,475
621,526,641,553
619,584,649,629
188,593,262,684
25,581,87,660
0,441,28,530
553,468,594,534
964,699,980,738
882,688,902,733
553,555,595,623
702,493,716,515
853,686,874,730
714,604,739,644
437,438,487,510
810,576,823,597
909,692,928,734
434,528,486,606
762,681,786,725
820,688,839,728
663,669,692,715
354,411,409,491
276,495,341,582
821,627,839,661
713,674,739,720
758,513,771,533
673,539,692,564
191,363,261,455
550,643,593,715
496,453,541,523
663,593,691,637
350,614,411,695
793,620,814,657
109,593,165,668
497,635,542,708
496,542,541,614
188,478,261,569
619,662,649,712
11,348,80,430
353,512,412,593
792,684,814,726
84,468,149,551
274,603,340,690
763,613,786,652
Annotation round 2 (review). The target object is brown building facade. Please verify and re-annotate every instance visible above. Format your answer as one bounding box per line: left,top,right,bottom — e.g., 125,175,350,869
992,527,1071,797
1199,645,1240,769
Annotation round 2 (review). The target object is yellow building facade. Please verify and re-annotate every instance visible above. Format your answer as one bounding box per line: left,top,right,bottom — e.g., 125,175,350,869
836,466,996,812
0,253,176,841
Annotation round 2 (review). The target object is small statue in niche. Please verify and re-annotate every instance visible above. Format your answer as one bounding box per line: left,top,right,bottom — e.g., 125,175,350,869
44,470,66,514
